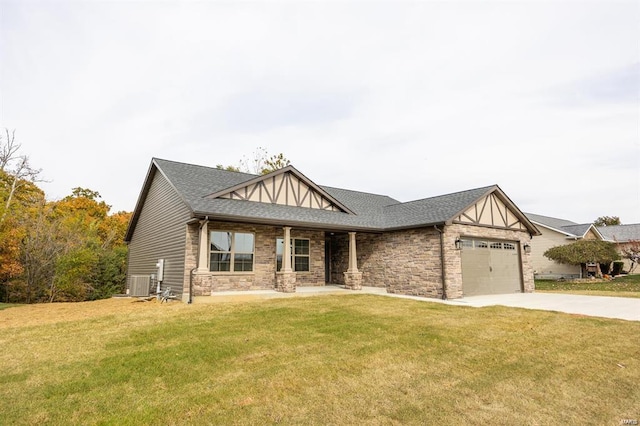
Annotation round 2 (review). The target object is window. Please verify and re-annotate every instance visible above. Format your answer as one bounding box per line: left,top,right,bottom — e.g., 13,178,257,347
294,239,310,271
276,238,310,272
476,241,488,249
503,242,516,250
210,231,254,272
490,242,503,249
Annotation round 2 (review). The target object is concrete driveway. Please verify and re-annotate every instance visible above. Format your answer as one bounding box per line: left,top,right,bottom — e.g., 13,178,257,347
437,292,640,322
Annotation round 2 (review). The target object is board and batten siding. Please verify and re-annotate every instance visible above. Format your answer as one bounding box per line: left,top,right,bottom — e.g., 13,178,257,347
127,169,192,296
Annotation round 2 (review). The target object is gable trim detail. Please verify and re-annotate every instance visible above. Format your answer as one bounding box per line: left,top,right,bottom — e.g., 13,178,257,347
205,166,355,215
449,187,540,235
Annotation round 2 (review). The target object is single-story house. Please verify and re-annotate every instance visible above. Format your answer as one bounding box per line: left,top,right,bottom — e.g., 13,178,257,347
125,158,541,302
525,213,605,279
597,224,640,274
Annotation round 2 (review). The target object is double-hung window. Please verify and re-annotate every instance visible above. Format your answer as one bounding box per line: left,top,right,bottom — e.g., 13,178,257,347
210,231,255,272
276,238,310,272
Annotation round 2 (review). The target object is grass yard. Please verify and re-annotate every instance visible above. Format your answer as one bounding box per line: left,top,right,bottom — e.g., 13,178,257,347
1,296,638,425
0,303,19,311
536,274,640,298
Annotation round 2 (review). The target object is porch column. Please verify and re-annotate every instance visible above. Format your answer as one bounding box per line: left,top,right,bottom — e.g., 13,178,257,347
196,219,209,273
347,232,359,273
282,226,293,273
276,226,296,292
344,231,363,290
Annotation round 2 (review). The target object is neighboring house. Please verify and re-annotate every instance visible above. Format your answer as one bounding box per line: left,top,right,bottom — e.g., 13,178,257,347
525,213,605,279
597,224,640,274
125,158,541,302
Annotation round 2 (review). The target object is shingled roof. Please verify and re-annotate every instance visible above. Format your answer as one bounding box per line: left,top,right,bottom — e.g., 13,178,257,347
597,224,640,242
525,213,603,239
127,158,538,238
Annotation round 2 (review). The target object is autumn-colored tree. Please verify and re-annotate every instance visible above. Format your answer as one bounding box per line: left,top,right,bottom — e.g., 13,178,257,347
544,240,620,278
4,187,131,303
0,168,45,302
0,132,132,303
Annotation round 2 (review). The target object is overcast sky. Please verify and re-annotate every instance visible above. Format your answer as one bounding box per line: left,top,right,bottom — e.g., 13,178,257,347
1,0,638,224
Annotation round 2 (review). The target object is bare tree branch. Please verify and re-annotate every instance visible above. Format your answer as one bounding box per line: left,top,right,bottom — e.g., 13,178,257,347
0,128,20,172
0,130,45,223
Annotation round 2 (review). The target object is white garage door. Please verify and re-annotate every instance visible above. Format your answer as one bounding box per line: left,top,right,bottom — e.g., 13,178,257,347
460,239,522,296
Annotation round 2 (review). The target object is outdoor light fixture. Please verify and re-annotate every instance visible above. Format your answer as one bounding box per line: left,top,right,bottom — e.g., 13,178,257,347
523,243,531,254
454,238,462,250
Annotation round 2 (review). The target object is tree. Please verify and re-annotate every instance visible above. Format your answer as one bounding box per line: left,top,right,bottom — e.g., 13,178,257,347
8,187,131,303
0,129,44,223
544,240,620,278
18,201,68,303
235,147,291,175
0,132,132,303
0,168,44,302
594,216,621,227
215,164,241,172
621,240,639,274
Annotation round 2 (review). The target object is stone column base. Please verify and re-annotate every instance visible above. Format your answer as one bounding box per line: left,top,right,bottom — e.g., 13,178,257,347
276,272,296,293
343,271,363,290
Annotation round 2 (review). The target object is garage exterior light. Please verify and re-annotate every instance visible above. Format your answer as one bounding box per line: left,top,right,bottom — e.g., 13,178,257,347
455,238,463,250
523,243,531,254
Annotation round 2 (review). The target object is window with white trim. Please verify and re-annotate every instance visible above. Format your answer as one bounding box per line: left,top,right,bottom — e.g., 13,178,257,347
210,231,255,272
276,238,310,272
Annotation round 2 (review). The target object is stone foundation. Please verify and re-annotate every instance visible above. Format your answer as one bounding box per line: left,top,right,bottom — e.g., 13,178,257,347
276,272,296,292
343,271,363,290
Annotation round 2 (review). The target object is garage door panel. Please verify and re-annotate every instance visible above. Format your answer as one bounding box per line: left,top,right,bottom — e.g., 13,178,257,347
461,245,490,296
461,239,522,296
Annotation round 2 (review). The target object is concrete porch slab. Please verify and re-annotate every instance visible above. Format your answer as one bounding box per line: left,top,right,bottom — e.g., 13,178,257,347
191,285,386,304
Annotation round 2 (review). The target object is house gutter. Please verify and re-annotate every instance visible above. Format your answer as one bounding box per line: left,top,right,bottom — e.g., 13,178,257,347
434,225,448,300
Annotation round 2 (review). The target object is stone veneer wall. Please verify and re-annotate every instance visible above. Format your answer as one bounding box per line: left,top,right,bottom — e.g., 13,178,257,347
290,229,325,286
329,229,444,297
185,221,325,295
329,224,534,300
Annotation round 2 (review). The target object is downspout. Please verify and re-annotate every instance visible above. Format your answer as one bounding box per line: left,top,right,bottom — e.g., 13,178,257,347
189,216,209,304
434,225,448,300
189,268,196,304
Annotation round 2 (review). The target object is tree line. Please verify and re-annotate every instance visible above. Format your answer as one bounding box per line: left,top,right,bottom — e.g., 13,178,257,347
0,130,131,303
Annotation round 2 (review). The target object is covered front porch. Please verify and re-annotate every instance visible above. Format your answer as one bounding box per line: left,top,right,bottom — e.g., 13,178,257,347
187,219,373,297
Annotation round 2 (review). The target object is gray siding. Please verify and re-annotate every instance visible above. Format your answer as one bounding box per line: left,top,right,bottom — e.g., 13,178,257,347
127,170,192,296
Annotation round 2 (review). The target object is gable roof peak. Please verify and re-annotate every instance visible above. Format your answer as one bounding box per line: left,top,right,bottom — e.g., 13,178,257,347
205,163,356,215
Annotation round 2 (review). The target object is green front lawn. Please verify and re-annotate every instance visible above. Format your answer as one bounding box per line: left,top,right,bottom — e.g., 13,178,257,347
536,274,640,298
0,303,20,311
1,296,638,425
